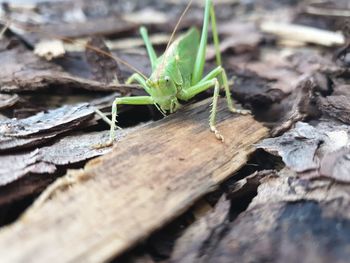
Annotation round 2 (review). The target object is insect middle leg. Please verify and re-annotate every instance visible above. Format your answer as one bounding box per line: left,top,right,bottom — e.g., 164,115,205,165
108,96,154,145
95,96,154,147
178,77,223,141
95,70,154,147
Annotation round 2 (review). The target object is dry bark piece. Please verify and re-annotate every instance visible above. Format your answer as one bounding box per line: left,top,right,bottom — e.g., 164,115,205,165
316,82,350,125
0,91,138,152
238,53,304,95
170,167,350,263
0,94,19,109
205,169,350,263
1,103,92,137
319,95,350,124
169,170,273,263
227,170,276,200
0,130,65,152
0,42,139,93
0,103,93,151
0,99,268,263
258,122,325,172
289,50,348,76
0,149,56,186
14,17,137,45
259,121,350,182
0,131,111,186
0,173,56,207
319,147,350,183
230,69,285,107
39,131,112,165
271,77,321,136
231,50,313,110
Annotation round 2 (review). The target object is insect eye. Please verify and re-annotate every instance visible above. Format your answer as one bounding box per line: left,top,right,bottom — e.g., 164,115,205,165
165,76,170,82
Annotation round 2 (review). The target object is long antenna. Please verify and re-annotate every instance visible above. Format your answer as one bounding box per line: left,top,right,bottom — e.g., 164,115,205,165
165,0,194,54
0,17,147,79
157,0,194,77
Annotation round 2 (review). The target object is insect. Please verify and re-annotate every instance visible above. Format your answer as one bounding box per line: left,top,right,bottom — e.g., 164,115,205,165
94,0,250,146
1,0,249,146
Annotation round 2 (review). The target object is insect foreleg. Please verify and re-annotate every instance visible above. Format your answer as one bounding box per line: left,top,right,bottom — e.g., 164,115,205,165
109,96,154,144
140,27,158,70
178,78,223,141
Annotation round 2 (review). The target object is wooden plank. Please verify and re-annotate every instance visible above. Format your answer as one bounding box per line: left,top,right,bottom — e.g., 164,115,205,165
0,99,268,263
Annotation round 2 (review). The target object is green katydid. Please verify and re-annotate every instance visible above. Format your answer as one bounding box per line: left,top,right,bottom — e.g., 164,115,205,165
96,0,250,145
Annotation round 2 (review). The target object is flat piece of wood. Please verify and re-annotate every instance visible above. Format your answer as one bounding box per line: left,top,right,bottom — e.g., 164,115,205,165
0,99,268,263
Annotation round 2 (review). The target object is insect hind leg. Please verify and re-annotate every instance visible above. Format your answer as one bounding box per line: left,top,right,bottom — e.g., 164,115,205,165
198,66,251,115
220,68,250,115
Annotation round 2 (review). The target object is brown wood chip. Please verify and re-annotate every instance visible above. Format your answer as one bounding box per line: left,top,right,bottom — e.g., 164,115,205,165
0,99,267,263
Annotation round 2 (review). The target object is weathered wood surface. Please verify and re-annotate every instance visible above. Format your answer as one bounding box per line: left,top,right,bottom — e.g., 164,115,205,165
170,169,350,263
0,99,267,263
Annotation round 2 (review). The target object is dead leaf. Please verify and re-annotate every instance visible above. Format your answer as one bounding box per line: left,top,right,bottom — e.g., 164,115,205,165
85,37,123,84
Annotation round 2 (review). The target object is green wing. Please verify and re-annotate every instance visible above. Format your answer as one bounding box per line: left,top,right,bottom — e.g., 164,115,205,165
152,28,200,87
174,27,200,80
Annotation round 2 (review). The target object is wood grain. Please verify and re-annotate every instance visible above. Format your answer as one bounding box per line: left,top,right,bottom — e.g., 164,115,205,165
0,99,268,263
